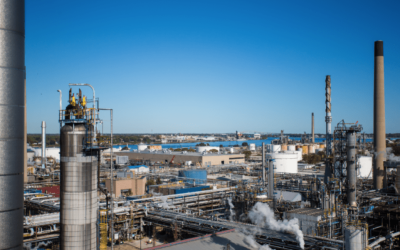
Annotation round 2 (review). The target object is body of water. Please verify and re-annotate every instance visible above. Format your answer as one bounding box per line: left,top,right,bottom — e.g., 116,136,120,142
113,137,373,150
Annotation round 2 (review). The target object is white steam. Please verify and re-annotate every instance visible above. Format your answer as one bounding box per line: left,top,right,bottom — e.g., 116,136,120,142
227,198,236,221
159,196,170,208
248,202,304,249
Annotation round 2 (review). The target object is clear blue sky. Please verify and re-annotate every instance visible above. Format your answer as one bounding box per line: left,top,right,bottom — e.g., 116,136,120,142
26,0,400,134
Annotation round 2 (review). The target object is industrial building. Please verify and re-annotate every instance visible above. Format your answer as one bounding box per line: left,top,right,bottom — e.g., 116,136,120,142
115,150,245,166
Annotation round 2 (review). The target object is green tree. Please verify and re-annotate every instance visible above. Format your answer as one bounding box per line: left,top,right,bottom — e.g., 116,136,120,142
242,142,248,147
243,150,252,160
146,179,156,186
209,149,218,153
220,144,224,148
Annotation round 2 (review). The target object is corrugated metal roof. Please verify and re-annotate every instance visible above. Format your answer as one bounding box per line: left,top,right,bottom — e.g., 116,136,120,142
146,230,259,250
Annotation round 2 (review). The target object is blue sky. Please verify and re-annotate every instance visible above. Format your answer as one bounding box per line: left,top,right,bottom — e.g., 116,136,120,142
26,0,400,134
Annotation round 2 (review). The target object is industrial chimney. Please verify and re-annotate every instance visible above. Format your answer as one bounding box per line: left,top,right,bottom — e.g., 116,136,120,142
0,0,25,249
312,113,315,143
42,121,46,169
373,40,386,189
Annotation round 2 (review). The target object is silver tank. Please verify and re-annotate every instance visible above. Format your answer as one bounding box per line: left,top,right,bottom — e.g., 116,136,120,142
0,0,25,249
60,124,98,249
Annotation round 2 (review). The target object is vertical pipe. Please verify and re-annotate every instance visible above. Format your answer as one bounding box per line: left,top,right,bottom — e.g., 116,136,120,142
110,109,114,250
347,131,357,207
280,130,284,144
0,1,25,248
268,160,274,199
312,112,315,143
262,142,265,187
373,40,386,189
41,121,46,169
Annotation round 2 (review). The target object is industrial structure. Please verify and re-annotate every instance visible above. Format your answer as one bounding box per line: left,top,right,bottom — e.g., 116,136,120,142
0,0,398,247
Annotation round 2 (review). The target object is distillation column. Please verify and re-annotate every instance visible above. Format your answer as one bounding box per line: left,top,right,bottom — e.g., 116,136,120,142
60,124,98,249
373,40,386,189
324,75,333,184
0,1,25,249
347,131,357,207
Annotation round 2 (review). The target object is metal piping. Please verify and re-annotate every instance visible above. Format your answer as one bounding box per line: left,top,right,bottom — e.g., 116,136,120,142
41,121,46,169
69,83,96,144
268,160,274,199
99,108,113,249
373,40,386,189
0,0,25,249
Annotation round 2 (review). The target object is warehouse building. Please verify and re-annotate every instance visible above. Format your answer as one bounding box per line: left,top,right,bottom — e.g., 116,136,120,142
115,151,245,166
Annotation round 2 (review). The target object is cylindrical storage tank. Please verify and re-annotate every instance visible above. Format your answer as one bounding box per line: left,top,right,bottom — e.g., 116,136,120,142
296,148,303,161
60,124,98,250
345,227,364,250
137,144,148,151
281,144,288,151
266,152,298,173
357,156,372,178
271,145,281,152
288,145,296,151
179,169,207,184
0,1,25,249
319,144,325,149
302,145,308,154
249,143,256,151
308,144,315,154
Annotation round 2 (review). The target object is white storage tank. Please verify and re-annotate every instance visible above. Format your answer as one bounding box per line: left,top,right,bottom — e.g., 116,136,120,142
345,227,366,250
308,144,315,154
296,148,303,161
357,156,372,178
137,144,148,151
196,146,219,153
266,152,299,173
270,144,281,152
288,145,296,151
249,143,256,151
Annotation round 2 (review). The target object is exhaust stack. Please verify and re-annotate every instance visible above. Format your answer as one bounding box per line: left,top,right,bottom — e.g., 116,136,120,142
312,112,315,143
42,121,46,169
0,0,25,249
373,40,386,189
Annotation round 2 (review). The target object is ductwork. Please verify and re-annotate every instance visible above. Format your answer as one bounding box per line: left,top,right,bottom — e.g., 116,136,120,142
0,0,25,249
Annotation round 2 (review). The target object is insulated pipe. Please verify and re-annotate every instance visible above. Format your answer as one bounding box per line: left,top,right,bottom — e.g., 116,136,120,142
41,121,46,169
312,113,315,143
373,41,386,189
0,1,25,249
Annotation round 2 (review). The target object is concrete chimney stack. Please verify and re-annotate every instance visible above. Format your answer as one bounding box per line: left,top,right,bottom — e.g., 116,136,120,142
41,121,46,169
312,113,315,143
373,40,386,189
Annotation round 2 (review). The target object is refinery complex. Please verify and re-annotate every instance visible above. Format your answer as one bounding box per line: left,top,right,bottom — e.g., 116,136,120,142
1,1,400,250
